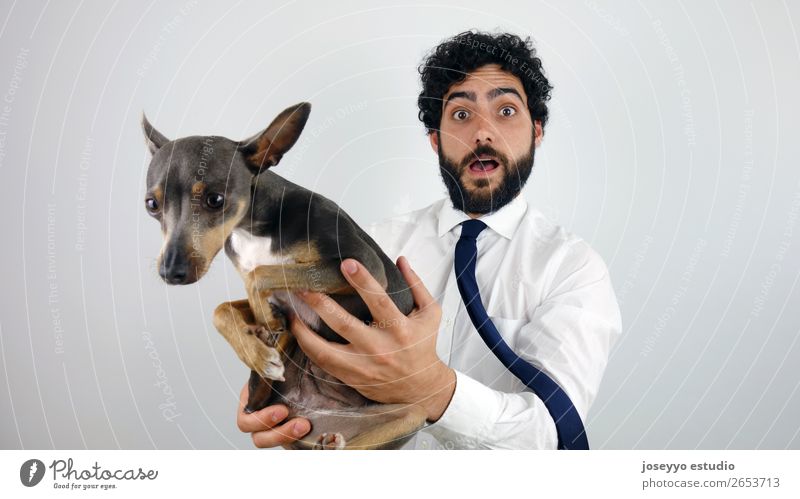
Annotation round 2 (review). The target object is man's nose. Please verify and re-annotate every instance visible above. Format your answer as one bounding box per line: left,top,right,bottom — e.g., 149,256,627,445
471,112,495,145
159,244,189,284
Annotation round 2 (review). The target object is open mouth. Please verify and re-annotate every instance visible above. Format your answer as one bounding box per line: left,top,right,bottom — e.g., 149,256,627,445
468,156,500,174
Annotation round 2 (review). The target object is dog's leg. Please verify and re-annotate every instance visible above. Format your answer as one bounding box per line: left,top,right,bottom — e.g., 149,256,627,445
213,299,285,383
248,262,356,295
290,403,428,450
214,299,296,412
237,286,301,413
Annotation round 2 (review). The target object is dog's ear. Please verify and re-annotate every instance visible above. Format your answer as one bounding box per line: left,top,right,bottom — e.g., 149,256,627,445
239,102,311,173
141,112,170,155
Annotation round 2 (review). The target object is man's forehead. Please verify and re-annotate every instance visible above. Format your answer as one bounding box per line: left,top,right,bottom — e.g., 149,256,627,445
444,64,526,100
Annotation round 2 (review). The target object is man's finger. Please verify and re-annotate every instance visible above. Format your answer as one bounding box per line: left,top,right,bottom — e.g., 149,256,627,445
296,290,370,346
290,312,352,370
251,418,311,448
339,259,403,321
236,382,288,433
397,256,436,312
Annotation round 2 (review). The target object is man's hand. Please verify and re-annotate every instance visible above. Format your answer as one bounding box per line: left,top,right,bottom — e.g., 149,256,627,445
236,383,311,448
291,256,456,422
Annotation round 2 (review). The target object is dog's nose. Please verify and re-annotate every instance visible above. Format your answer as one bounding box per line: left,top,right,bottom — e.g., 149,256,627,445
161,265,188,284
160,247,189,285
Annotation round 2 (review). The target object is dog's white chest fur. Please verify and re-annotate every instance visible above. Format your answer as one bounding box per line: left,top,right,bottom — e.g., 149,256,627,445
229,228,294,273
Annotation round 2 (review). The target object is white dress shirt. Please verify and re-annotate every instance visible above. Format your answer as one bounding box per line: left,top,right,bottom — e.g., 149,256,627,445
368,194,622,449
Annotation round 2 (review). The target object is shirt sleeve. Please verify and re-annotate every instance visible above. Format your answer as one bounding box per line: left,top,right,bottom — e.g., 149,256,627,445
424,239,622,449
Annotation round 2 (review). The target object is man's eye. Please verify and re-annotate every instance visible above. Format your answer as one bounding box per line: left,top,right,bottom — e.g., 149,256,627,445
452,109,470,121
500,106,516,117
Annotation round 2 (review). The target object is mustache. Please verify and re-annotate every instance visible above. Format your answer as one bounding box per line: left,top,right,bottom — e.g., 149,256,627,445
459,144,510,169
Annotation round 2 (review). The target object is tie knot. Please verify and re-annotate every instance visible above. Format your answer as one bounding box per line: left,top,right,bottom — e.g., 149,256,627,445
459,219,487,240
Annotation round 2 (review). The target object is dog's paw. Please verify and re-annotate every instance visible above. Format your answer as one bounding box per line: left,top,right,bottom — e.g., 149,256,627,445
241,329,285,381
259,346,285,381
245,324,281,347
313,432,346,450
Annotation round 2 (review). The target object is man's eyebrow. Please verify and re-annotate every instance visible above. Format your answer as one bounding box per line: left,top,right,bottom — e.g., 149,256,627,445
444,90,476,107
488,87,524,103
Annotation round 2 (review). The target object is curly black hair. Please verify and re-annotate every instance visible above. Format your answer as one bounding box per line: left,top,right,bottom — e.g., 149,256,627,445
417,31,553,135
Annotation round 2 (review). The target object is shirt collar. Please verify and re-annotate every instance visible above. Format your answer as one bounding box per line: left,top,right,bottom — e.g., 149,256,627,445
436,194,528,240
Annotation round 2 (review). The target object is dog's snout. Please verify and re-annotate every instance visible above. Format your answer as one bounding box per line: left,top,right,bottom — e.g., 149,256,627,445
159,246,190,285
162,265,188,285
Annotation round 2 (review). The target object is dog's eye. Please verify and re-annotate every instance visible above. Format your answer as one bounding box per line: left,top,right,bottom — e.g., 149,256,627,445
145,197,159,213
206,193,224,210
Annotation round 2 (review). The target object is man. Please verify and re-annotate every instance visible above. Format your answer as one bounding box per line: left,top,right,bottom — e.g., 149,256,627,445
236,31,622,449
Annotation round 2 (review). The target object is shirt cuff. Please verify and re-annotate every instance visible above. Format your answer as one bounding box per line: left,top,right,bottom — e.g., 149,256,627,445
423,370,500,448
424,369,558,449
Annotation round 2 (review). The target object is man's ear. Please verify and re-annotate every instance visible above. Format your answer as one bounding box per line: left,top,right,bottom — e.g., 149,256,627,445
428,130,440,154
239,102,311,173
141,112,169,155
533,120,543,148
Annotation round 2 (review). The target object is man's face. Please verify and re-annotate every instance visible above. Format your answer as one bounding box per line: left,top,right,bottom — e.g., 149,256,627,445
430,64,543,215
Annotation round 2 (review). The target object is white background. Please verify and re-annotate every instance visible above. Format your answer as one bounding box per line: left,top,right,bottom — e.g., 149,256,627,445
0,0,798,449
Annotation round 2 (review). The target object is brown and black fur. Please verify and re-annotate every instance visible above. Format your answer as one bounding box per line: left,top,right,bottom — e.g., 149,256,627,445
142,102,426,449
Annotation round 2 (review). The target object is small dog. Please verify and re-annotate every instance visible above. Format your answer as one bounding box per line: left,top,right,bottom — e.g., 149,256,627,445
142,102,426,449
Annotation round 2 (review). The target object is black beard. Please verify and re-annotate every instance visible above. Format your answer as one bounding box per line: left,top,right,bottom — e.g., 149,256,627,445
437,140,535,214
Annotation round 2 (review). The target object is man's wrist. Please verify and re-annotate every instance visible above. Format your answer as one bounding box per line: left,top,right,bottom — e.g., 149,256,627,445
422,362,456,422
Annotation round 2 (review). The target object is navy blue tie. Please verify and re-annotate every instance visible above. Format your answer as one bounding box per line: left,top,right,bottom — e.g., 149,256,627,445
453,219,590,450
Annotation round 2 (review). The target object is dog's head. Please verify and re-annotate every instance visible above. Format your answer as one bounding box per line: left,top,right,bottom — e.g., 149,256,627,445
142,102,311,284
